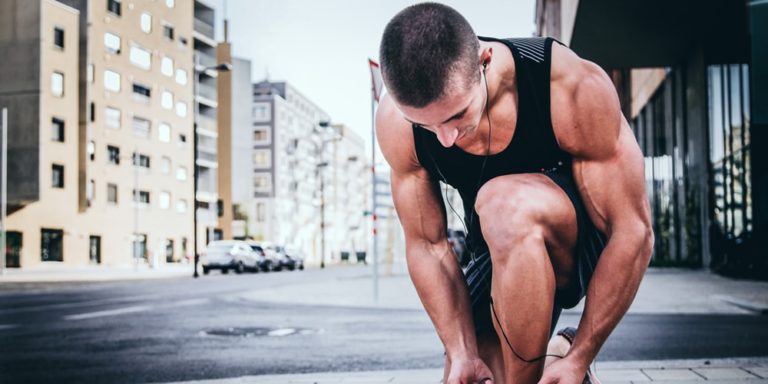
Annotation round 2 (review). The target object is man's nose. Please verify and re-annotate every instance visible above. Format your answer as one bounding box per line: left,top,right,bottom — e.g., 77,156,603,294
435,125,459,148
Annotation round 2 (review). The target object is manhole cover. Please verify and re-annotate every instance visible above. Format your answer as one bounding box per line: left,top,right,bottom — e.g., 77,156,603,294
201,327,322,337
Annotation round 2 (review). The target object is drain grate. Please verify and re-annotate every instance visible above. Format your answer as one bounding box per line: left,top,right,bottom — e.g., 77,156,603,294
201,327,322,337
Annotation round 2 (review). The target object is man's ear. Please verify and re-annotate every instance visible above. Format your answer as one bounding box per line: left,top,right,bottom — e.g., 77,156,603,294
479,46,493,68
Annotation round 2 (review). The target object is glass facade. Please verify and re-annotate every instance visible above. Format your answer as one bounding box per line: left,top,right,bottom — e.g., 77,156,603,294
631,64,752,267
707,64,753,268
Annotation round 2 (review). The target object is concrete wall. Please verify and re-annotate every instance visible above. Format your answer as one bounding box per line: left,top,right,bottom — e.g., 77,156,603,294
216,42,233,240
0,0,42,208
230,56,253,238
6,0,80,267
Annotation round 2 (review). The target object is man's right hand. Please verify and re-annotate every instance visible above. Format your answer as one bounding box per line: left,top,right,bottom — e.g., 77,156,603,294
446,355,495,384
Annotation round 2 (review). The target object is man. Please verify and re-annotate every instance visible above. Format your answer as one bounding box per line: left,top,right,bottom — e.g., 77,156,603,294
375,3,654,384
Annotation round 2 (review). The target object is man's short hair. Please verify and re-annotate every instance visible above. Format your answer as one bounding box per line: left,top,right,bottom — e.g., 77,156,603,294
379,2,480,108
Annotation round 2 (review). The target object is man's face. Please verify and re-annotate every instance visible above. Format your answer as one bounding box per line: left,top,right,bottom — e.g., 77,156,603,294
397,71,486,148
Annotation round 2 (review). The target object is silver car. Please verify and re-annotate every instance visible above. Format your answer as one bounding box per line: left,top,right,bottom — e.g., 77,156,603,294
201,240,260,274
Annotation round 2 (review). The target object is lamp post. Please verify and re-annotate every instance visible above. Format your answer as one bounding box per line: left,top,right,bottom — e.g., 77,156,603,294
193,61,231,278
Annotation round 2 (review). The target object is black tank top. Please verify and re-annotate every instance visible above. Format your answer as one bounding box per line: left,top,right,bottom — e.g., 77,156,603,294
412,36,570,251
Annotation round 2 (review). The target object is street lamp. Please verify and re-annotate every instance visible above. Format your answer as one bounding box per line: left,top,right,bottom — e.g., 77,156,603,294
193,61,231,279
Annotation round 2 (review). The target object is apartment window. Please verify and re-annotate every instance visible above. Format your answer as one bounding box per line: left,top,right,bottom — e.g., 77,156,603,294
256,202,266,222
107,0,121,16
132,116,151,138
253,149,271,168
175,101,187,117
178,133,187,146
253,128,269,143
52,164,64,188
52,117,65,142
176,166,187,181
162,24,174,40
252,103,271,121
133,190,150,204
140,12,152,33
87,179,95,202
161,56,173,77
88,141,95,161
132,152,150,169
129,45,151,70
132,82,151,100
51,72,64,97
54,27,64,49
175,68,187,85
107,145,120,165
254,173,271,193
90,102,95,122
105,106,121,128
166,0,175,8
104,32,121,54
104,69,120,92
87,64,94,83
107,183,118,204
160,157,171,174
176,199,187,213
41,228,64,262
161,91,173,109
158,122,171,142
178,36,188,47
159,191,170,209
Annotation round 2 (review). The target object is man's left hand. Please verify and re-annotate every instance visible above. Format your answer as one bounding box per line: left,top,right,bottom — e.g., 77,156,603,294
537,356,588,384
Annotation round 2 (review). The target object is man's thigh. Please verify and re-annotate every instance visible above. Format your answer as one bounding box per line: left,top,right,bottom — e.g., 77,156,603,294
474,172,579,289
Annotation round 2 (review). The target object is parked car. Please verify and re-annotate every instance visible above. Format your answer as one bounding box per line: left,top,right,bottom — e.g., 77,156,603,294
201,240,260,275
276,245,304,271
246,241,281,272
447,229,470,267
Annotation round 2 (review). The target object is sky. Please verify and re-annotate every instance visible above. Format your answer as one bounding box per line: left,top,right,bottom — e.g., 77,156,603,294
223,0,537,153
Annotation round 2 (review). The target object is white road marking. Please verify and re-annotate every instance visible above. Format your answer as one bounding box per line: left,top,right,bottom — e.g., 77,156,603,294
0,293,161,315
64,305,153,320
63,298,209,321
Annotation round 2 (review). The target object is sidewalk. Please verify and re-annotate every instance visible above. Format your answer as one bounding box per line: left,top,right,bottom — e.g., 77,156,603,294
235,265,768,315
161,358,768,383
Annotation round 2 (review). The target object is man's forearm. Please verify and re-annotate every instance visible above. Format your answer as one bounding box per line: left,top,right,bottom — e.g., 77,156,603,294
566,230,653,367
407,241,478,359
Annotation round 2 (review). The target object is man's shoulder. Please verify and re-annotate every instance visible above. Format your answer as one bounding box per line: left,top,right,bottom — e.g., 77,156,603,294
549,43,621,157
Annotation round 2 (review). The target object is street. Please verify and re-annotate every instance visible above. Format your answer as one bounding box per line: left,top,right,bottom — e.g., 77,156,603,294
1,266,767,383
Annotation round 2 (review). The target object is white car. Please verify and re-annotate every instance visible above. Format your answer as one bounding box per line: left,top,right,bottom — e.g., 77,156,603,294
201,240,260,274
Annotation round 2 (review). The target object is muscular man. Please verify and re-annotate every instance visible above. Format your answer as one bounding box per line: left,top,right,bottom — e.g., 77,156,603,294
375,3,654,383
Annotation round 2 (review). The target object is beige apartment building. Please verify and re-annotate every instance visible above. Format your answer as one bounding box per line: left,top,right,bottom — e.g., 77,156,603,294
1,0,196,268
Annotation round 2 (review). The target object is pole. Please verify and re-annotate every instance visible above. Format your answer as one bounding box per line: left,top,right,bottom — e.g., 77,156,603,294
1,108,7,276
320,158,326,269
193,60,199,278
371,95,379,303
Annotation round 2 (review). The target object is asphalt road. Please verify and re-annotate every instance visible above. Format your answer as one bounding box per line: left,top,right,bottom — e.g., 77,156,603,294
1,267,766,383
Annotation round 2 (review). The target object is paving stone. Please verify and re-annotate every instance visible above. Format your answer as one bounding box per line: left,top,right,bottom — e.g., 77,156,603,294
695,368,760,380
596,369,651,381
748,367,768,379
642,368,704,381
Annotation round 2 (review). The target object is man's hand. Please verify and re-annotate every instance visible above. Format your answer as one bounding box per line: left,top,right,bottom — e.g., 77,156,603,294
537,357,588,384
446,355,495,384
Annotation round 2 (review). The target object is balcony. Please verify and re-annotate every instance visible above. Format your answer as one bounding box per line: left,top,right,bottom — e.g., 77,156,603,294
194,18,214,40
197,82,217,101
195,52,217,70
196,114,217,134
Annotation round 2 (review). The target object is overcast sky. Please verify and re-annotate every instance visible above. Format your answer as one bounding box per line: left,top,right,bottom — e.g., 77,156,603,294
224,0,537,152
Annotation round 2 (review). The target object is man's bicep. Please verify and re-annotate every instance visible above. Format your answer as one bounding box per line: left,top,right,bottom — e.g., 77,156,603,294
391,168,448,245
